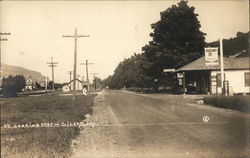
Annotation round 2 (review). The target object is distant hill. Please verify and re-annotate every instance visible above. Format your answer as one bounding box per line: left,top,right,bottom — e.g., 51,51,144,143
2,64,45,82
206,31,249,56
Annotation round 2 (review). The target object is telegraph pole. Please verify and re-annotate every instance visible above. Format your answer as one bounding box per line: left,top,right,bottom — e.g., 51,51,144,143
63,28,89,101
219,37,224,94
68,71,73,90
0,32,11,87
76,74,80,90
45,76,48,92
91,73,99,91
80,60,93,87
47,57,58,93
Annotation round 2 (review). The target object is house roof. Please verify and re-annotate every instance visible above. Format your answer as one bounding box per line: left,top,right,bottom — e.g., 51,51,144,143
67,78,83,85
64,79,89,85
177,56,250,72
229,50,249,58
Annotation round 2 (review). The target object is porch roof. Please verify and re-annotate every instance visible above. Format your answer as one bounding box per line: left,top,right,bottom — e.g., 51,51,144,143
177,56,250,72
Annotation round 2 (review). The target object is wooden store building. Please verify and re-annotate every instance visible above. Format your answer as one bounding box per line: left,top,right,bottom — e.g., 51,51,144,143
176,52,250,95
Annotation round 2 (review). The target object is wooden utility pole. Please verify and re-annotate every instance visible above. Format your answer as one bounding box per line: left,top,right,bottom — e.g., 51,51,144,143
219,37,224,94
45,76,48,91
47,57,58,93
77,74,80,90
91,73,99,91
80,60,93,86
0,32,11,87
68,71,73,90
183,72,186,95
63,28,89,101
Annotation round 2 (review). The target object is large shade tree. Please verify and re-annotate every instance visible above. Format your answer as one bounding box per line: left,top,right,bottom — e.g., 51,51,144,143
105,53,152,89
142,0,206,79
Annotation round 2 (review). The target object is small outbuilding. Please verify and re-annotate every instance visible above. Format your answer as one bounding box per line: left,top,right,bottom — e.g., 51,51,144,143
62,79,88,92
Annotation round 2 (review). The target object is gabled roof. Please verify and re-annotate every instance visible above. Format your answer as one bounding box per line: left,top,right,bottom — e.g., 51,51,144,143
67,78,83,84
177,56,250,72
64,79,89,85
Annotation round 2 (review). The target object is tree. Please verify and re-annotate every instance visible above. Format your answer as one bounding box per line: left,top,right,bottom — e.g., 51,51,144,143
15,75,26,92
92,77,102,91
48,81,53,89
2,75,26,97
102,76,112,88
35,82,42,90
142,0,206,79
105,53,153,89
207,31,249,56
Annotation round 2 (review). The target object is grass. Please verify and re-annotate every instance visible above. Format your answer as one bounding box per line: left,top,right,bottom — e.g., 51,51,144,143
1,94,95,158
204,95,250,112
125,87,173,94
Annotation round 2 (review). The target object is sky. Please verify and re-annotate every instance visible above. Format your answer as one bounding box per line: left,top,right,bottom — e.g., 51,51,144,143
0,0,249,83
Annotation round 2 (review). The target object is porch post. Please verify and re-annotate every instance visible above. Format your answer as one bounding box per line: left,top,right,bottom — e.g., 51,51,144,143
183,72,186,95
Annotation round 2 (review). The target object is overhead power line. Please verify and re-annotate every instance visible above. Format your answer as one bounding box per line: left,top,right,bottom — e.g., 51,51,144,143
63,28,89,101
47,57,58,93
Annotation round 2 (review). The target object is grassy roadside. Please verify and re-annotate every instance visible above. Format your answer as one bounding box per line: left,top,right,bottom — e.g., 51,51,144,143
1,94,95,158
204,95,250,112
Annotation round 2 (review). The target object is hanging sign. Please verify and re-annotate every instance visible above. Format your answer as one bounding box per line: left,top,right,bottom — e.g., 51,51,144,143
205,47,218,65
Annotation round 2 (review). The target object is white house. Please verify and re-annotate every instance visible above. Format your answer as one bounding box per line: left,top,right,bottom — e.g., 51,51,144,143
176,53,250,95
25,78,33,90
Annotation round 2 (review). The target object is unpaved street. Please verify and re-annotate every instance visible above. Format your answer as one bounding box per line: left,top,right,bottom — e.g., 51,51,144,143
71,90,249,158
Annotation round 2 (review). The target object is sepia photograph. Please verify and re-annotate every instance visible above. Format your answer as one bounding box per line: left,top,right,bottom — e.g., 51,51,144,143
0,0,249,157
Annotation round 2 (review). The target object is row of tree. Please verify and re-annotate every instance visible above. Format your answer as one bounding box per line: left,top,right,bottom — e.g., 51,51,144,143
1,75,26,97
104,53,152,89
207,31,249,56
104,1,249,91
1,75,65,97
104,1,206,90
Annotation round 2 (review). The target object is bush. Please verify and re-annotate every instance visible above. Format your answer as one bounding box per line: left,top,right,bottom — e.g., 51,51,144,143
204,95,250,112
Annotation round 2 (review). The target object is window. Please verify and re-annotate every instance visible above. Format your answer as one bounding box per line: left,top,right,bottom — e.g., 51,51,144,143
245,72,250,87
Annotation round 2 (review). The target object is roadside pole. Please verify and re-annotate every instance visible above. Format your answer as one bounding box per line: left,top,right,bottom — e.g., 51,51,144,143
63,28,89,102
183,72,186,95
77,74,80,90
91,73,99,92
45,76,48,92
68,71,73,90
80,60,94,91
47,57,58,94
219,37,224,95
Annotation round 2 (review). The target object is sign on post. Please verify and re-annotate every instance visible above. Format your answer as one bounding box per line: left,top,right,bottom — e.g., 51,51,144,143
163,69,175,72
205,47,218,65
82,88,88,96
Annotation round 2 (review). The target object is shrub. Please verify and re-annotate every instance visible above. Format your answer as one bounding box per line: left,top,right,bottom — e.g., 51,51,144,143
204,95,250,112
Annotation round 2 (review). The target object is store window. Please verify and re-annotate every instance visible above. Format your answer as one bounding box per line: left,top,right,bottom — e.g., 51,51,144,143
245,72,250,87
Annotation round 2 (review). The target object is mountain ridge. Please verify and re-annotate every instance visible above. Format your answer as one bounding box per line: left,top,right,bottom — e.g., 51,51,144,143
2,63,45,82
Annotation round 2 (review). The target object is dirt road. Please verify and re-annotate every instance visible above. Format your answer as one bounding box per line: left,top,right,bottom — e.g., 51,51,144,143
71,90,249,158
